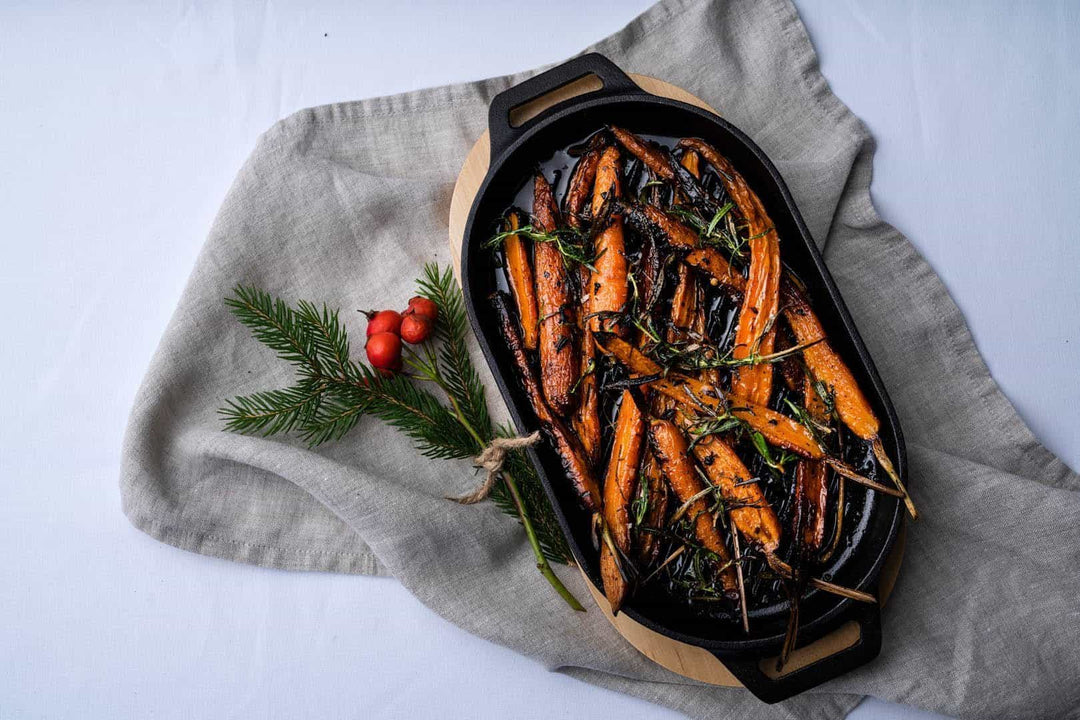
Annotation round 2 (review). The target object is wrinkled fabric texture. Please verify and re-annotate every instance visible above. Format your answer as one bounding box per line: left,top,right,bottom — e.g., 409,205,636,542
120,0,1080,717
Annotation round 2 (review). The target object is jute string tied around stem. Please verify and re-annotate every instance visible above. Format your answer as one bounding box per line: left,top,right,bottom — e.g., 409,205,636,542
451,431,542,505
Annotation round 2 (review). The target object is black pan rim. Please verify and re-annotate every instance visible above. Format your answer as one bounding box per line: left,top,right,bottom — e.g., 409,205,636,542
461,90,905,656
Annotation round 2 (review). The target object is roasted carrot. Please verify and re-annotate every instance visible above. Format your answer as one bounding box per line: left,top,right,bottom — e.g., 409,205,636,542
571,313,602,469
610,126,673,181
680,148,701,178
564,141,607,464
673,411,781,554
684,248,746,294
564,138,604,229
635,450,668,565
680,138,780,408
668,264,698,334
794,375,829,553
647,419,738,598
600,391,646,613
588,146,628,335
532,173,579,416
612,127,717,213
639,203,700,248
492,293,601,511
501,211,540,350
593,334,827,460
594,334,664,376
782,282,918,519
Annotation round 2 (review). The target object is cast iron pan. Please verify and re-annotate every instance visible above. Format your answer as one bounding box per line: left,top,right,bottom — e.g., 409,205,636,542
460,53,906,703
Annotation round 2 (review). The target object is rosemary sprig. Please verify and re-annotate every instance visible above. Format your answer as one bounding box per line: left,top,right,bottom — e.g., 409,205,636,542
668,203,746,260
487,222,596,270
220,264,581,609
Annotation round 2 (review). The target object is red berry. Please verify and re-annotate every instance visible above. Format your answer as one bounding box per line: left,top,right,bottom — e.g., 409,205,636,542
400,313,433,344
365,310,402,338
365,332,402,371
406,296,439,322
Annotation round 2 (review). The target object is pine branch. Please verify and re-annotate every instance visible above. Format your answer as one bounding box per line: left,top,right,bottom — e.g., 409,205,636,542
219,271,575,574
494,429,573,564
226,286,323,375
220,378,327,436
416,263,492,442
296,300,355,382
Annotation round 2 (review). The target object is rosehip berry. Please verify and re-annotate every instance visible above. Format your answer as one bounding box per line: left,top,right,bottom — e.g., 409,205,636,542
364,310,402,338
406,296,438,322
365,332,402,371
400,313,433,344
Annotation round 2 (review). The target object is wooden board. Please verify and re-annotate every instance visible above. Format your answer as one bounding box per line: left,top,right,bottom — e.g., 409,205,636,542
447,73,905,686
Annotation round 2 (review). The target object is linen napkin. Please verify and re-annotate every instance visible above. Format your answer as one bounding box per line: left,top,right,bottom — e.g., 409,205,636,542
120,0,1080,717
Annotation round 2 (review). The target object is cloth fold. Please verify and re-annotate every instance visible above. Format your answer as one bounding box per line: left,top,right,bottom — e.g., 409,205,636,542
120,0,1080,717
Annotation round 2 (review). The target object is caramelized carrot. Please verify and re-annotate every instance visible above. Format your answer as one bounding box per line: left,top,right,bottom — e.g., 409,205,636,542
532,173,579,416
600,391,646,613
571,311,601,469
611,127,674,181
673,411,781,553
501,212,539,350
668,264,698,334
640,204,700,248
781,282,918,518
795,375,829,552
636,451,668,565
680,138,780,408
593,334,663,376
588,147,628,334
564,139,604,229
680,148,700,178
647,419,738,598
684,248,746,294
593,335,826,459
492,293,600,511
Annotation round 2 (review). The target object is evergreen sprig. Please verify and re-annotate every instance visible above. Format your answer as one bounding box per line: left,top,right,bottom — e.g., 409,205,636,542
219,264,578,605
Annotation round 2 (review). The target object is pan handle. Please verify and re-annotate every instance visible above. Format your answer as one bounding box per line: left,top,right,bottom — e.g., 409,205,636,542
715,601,883,704
487,53,642,161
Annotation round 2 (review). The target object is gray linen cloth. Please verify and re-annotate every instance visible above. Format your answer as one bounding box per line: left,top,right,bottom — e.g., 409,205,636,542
120,0,1080,717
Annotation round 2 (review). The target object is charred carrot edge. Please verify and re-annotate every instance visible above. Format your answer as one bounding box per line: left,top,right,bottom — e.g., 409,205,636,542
684,248,746,294
492,293,600,511
501,211,540,351
673,410,782,554
588,147,628,335
600,391,647,614
532,173,579,417
668,264,698,333
796,376,829,552
563,139,604,229
680,137,780,408
611,126,673,181
647,419,738,598
594,334,663,375
612,127,718,212
566,142,605,462
782,282,918,519
635,450,668,566
640,204,701,248
571,298,602,468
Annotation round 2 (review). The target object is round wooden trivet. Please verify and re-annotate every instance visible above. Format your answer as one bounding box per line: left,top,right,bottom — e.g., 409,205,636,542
448,73,905,686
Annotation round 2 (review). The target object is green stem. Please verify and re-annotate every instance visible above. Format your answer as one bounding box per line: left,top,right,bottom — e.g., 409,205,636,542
433,372,585,612
502,468,585,612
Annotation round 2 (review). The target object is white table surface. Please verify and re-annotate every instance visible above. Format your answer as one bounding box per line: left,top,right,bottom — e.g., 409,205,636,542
1,1,1076,718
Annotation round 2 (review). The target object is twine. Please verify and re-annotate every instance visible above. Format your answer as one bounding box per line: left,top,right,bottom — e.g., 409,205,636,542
451,431,541,504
